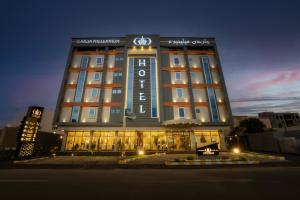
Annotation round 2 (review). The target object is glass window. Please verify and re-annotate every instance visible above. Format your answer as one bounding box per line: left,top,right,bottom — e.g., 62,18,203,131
190,72,196,78
175,72,181,80
176,88,183,98
96,57,103,65
117,89,121,94
94,72,101,81
80,56,89,68
195,108,201,114
179,107,185,118
150,58,158,118
91,88,98,98
126,58,134,113
71,106,80,122
174,57,180,65
111,109,120,114
202,56,213,84
88,108,96,119
207,88,219,122
201,56,220,122
74,71,86,102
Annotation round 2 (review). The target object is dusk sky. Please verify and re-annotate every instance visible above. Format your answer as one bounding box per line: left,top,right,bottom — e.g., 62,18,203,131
0,0,299,126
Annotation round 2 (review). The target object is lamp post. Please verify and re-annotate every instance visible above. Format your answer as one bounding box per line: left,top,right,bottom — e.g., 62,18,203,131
121,109,136,156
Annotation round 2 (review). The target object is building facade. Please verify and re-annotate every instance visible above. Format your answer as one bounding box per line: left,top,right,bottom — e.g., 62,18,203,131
258,112,300,128
53,35,233,152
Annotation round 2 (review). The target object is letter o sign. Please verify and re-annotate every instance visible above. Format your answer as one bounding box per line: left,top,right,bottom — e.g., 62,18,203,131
138,70,146,76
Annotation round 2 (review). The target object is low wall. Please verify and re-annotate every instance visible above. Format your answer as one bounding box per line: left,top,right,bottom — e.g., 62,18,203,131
247,133,281,153
278,137,300,154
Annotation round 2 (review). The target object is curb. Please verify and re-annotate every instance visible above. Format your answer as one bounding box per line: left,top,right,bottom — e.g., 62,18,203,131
244,152,285,161
118,153,166,164
13,156,50,164
165,160,259,166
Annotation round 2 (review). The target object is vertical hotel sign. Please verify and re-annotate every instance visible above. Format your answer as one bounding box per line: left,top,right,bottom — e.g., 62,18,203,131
16,106,44,160
127,57,158,119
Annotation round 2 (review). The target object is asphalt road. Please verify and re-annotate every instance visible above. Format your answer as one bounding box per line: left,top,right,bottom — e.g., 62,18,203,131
0,167,300,200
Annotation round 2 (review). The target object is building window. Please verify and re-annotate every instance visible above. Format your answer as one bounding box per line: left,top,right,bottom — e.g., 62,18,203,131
190,72,196,78
188,57,193,62
175,72,181,80
94,72,101,81
88,108,97,119
80,56,90,68
174,57,180,65
115,57,124,62
150,58,158,118
113,72,123,77
112,89,122,94
179,107,185,118
176,88,183,98
195,108,201,114
74,71,86,102
201,56,220,122
96,57,103,65
91,88,98,98
111,109,121,114
71,106,80,122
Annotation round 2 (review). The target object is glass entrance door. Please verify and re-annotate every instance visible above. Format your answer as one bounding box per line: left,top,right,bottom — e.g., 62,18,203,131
167,131,191,151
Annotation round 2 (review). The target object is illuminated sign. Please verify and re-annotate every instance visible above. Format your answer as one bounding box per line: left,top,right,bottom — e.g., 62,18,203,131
73,38,124,46
126,57,158,119
167,38,210,45
15,106,44,160
133,36,152,46
133,58,151,117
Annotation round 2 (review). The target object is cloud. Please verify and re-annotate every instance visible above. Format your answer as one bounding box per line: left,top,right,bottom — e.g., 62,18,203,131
245,69,300,91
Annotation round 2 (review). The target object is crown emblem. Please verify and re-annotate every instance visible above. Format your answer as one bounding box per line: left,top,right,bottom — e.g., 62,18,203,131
133,36,152,46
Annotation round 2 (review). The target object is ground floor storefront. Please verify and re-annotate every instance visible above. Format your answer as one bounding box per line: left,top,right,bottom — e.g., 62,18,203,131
62,128,228,152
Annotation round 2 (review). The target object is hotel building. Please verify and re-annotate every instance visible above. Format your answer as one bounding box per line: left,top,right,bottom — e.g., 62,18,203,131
53,35,233,152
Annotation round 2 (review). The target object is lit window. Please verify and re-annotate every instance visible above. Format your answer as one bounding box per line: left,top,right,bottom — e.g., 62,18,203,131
117,89,122,94
179,107,185,118
174,57,180,65
91,88,98,98
175,72,181,80
176,88,183,98
112,89,116,94
94,73,101,81
88,108,96,119
96,57,103,65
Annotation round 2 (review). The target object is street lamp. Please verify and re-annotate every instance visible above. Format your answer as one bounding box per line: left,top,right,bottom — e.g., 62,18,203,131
120,109,136,157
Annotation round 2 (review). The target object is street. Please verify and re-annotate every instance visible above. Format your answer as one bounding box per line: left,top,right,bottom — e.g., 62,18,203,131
1,167,300,200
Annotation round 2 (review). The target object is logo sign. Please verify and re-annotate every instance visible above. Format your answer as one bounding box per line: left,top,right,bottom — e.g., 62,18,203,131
168,38,210,45
74,39,121,44
15,106,44,160
133,36,152,46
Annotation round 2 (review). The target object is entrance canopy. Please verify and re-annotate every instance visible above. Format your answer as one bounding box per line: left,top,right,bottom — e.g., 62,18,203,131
162,119,203,127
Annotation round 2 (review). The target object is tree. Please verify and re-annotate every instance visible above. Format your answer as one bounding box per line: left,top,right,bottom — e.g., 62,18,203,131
239,118,265,133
